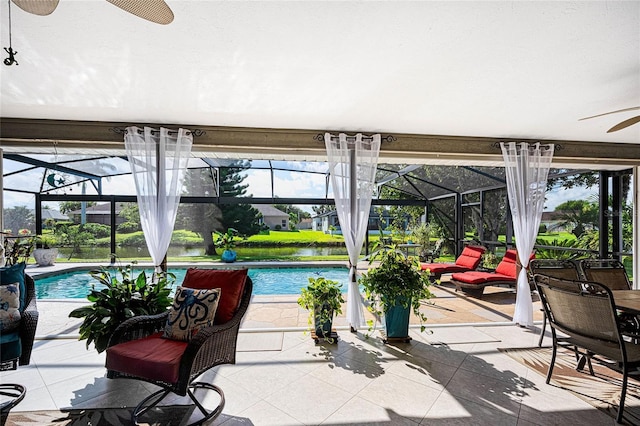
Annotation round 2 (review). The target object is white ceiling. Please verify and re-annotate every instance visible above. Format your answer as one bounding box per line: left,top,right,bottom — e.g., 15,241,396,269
1,1,639,146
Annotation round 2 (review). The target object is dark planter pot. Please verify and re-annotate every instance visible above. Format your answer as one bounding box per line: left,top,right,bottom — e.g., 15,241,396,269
384,298,412,339
313,303,334,338
221,249,237,263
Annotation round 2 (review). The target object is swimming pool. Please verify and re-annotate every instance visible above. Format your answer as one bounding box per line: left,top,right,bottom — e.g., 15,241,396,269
33,267,351,299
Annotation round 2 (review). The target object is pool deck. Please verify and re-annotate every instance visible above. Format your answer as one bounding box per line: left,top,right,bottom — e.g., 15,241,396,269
26,260,544,338
5,262,612,426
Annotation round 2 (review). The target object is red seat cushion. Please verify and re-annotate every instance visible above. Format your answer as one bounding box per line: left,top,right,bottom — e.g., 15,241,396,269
106,332,188,384
451,271,515,285
421,263,469,274
454,246,486,269
182,268,248,324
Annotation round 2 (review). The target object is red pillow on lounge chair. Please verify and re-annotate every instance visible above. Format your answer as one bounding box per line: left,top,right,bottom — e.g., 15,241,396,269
420,246,486,277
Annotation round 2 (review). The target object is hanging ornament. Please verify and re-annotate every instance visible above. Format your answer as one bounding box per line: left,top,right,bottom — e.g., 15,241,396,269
46,173,66,188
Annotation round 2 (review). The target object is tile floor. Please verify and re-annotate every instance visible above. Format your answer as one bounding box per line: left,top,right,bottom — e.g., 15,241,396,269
0,262,619,424
3,325,618,425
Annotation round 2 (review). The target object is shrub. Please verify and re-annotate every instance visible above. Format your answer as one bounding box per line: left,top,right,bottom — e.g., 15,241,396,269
117,221,140,233
82,223,111,238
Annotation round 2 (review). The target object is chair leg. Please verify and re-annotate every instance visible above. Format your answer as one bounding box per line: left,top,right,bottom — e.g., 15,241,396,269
538,311,546,347
617,366,629,424
188,382,225,425
133,383,225,426
546,340,558,384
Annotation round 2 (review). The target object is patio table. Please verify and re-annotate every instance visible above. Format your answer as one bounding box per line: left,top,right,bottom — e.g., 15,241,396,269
612,290,640,315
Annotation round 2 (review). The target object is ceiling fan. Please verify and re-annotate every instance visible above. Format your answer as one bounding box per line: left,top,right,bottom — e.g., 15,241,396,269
10,0,174,25
579,106,640,133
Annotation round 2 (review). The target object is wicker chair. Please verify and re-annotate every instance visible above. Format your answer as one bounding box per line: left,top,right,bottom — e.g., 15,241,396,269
534,274,640,424
105,276,253,426
1,274,39,370
529,259,582,347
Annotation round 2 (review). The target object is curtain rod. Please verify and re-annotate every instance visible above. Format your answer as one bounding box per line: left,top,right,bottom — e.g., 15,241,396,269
314,133,396,143
110,127,206,137
494,141,561,151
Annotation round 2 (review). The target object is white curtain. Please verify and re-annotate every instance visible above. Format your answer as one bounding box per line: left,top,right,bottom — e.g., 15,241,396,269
325,133,381,330
124,126,192,269
501,141,554,326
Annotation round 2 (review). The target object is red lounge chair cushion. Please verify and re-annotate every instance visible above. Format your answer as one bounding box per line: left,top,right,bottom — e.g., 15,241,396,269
451,271,515,285
420,246,486,273
421,263,468,274
494,249,518,278
182,268,248,324
106,332,188,384
454,246,486,269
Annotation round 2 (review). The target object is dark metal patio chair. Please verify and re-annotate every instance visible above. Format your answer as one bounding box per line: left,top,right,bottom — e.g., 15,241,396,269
581,259,632,291
534,274,640,424
529,259,582,347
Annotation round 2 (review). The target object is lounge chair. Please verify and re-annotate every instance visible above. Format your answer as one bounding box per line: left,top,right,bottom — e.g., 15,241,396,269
419,245,486,282
449,249,522,298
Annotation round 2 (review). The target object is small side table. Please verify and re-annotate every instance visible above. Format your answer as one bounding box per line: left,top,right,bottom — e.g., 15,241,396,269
0,384,26,426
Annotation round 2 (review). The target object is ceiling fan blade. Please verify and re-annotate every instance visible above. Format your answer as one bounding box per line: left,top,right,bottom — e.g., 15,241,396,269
11,0,59,16
579,106,640,121
607,115,640,133
106,0,174,25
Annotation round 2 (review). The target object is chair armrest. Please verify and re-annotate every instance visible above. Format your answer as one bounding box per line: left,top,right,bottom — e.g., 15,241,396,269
18,297,39,366
107,311,169,348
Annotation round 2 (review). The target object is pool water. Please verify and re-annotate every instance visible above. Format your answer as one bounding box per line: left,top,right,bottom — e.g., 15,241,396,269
34,267,351,299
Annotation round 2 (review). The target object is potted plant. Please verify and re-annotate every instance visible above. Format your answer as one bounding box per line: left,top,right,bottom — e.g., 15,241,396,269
32,235,58,266
214,228,239,263
2,234,35,266
297,276,345,342
68,262,175,353
410,222,437,262
359,243,433,342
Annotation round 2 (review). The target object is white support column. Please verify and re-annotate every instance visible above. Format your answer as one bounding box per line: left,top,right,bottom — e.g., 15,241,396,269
633,166,639,289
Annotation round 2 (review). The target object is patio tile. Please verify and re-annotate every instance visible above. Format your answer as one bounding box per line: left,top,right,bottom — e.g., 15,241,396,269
422,391,519,425
356,369,442,420
229,400,303,426
309,356,381,394
263,375,352,425
444,368,523,417
323,395,422,425
223,359,306,398
384,352,458,392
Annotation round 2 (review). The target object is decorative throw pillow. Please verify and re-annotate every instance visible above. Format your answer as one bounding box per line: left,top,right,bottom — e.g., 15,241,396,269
182,268,248,324
163,286,221,341
0,283,21,332
0,262,26,311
